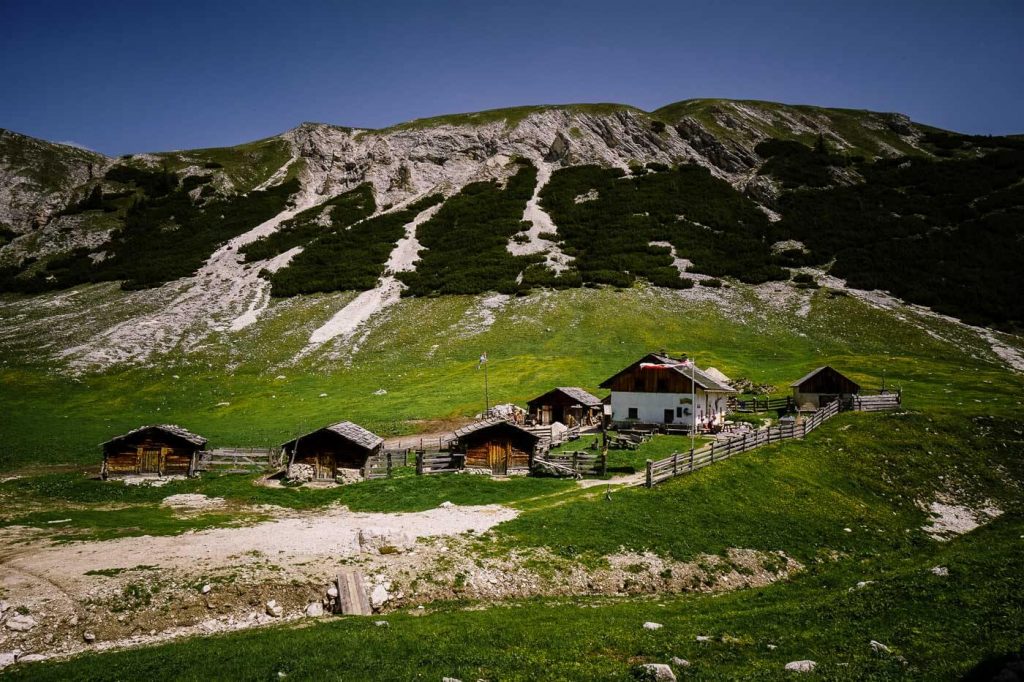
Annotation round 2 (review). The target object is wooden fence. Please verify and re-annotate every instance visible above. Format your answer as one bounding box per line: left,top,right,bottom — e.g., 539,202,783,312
364,451,393,480
416,451,465,475
733,396,794,413
645,399,841,487
852,392,901,412
537,450,607,477
197,448,281,473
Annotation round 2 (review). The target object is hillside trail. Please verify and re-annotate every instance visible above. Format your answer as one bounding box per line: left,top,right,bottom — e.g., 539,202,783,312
61,156,322,367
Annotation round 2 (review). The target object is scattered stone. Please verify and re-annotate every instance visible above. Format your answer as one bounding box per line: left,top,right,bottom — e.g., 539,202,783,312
931,565,949,576
275,375,286,380
201,584,212,594
642,621,663,630
319,393,328,398
278,672,288,679
265,600,283,618
327,586,339,599
636,663,676,681
0,601,7,614
19,654,46,663
843,528,853,533
439,501,454,509
374,620,389,627
870,640,891,654
442,678,462,682
695,635,711,642
305,602,324,618
784,660,816,673
373,388,388,395
5,615,37,632
0,654,17,669
670,657,690,667
371,584,391,610
83,632,96,643
767,644,778,650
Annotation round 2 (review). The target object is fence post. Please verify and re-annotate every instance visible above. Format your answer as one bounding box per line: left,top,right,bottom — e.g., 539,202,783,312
572,450,579,474
645,460,653,488
672,451,678,476
689,448,694,470
415,451,424,476
601,448,608,477
387,452,393,478
710,441,715,463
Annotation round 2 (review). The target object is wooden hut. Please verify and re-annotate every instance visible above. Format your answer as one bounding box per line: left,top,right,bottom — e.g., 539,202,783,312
101,424,207,479
790,366,860,409
453,418,541,475
599,353,737,429
527,387,604,426
281,421,384,481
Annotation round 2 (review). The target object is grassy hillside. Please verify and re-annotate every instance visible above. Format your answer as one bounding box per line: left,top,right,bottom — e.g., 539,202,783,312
0,280,1019,471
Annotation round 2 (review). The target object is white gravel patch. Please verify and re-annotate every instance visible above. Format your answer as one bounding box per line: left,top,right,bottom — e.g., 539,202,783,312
923,499,1003,540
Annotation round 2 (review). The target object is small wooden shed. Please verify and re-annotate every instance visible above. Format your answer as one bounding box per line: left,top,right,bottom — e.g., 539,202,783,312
101,424,207,478
791,366,860,409
281,421,383,481
453,418,541,476
527,387,604,426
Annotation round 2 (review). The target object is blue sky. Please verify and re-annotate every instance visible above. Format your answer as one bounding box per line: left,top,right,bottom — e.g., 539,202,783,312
2,0,1022,155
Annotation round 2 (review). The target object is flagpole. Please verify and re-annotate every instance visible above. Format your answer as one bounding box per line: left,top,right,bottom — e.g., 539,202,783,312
691,354,696,452
484,358,490,416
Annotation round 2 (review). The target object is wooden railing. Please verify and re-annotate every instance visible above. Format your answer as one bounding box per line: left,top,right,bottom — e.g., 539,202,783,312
197,448,281,473
385,435,455,452
537,450,607,477
852,392,902,412
733,396,794,413
364,451,393,480
645,399,841,487
416,451,465,475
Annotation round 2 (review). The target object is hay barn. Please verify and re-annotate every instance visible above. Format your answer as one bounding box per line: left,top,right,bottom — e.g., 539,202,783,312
453,418,541,475
282,421,383,481
527,387,604,426
101,424,207,478
791,366,861,409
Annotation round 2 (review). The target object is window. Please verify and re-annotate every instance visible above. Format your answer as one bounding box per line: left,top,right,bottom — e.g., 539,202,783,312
676,406,682,418
627,407,639,420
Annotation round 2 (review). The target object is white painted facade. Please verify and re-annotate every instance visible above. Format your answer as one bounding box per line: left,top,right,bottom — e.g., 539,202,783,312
610,389,731,426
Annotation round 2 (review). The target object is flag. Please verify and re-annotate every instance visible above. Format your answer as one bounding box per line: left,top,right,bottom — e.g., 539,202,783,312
478,352,488,369
640,358,691,370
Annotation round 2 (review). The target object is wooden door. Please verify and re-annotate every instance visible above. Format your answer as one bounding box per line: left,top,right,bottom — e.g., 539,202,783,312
139,447,160,474
488,440,508,475
664,409,675,424
317,452,335,480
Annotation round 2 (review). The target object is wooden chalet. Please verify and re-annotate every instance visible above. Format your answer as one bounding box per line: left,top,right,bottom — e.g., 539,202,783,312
527,387,604,427
281,421,384,481
790,366,860,409
453,418,541,475
599,353,737,429
101,424,207,478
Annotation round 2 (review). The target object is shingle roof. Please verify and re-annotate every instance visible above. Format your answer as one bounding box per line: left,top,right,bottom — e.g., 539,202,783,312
282,421,383,450
789,366,860,390
102,424,207,448
528,386,604,408
453,417,541,441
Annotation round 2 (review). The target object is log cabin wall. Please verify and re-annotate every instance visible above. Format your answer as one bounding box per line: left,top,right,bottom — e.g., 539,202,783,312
285,431,372,479
103,435,198,476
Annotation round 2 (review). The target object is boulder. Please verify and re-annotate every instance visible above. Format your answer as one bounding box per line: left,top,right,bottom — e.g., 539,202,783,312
670,657,690,668
327,586,339,598
265,600,283,618
5,615,37,632
635,663,676,681
931,565,949,576
18,654,45,663
374,620,389,627
695,635,711,642
305,602,324,618
870,640,891,654
0,654,17,669
0,601,8,614
439,501,454,509
642,622,663,630
201,584,212,594
784,660,816,673
370,584,390,610
83,632,96,643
